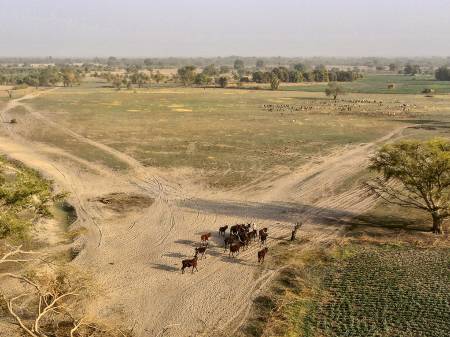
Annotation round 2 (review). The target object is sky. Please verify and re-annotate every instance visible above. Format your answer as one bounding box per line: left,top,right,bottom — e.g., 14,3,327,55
0,0,449,58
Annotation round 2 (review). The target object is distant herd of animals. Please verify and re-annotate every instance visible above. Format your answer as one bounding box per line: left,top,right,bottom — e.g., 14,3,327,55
181,223,270,274
262,100,417,116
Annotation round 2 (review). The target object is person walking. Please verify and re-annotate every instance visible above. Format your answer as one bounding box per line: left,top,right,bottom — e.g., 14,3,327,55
290,222,302,241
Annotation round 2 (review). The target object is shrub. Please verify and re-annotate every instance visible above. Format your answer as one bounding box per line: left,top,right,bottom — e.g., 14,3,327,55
0,212,30,240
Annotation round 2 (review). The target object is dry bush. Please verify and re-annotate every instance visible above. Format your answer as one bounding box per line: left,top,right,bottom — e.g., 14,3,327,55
0,245,132,337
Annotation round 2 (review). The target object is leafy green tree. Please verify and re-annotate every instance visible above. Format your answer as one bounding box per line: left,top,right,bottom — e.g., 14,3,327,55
59,67,81,87
288,70,303,83
293,63,308,72
325,82,344,100
130,72,150,88
313,65,329,82
107,56,119,67
404,63,420,75
38,67,61,87
270,74,280,90
24,74,39,89
217,76,228,88
271,67,289,82
367,138,450,234
252,71,263,83
194,73,211,86
143,58,153,67
112,75,124,90
177,65,196,86
152,71,165,84
389,63,399,72
435,66,450,81
303,71,314,82
202,64,218,76
252,71,272,83
256,59,265,69
234,59,244,72
219,66,230,74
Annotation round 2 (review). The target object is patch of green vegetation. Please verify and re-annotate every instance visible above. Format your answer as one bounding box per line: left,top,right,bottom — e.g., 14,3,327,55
0,156,64,242
282,74,450,94
309,245,450,337
0,211,30,242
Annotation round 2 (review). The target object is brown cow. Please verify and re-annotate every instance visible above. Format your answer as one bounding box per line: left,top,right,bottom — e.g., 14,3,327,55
219,225,228,236
229,243,241,258
201,232,211,245
248,229,257,241
181,254,198,274
258,247,268,263
230,224,240,235
195,246,207,259
258,228,268,239
224,236,234,251
260,232,268,246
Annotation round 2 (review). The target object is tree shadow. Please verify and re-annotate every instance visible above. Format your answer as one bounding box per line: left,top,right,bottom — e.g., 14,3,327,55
178,198,432,236
178,198,353,226
348,213,429,232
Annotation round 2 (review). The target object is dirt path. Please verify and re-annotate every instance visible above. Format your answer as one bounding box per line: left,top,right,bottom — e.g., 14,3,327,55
0,92,411,337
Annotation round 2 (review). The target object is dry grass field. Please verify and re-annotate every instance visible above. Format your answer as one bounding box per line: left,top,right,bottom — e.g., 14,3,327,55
19,83,450,187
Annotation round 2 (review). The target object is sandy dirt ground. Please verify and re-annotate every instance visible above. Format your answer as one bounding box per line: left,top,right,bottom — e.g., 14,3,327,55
0,91,410,337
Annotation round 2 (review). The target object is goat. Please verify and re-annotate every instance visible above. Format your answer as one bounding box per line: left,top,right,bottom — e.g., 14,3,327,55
258,247,268,263
229,243,241,258
219,225,228,236
181,253,198,274
200,232,211,245
248,229,257,241
195,246,207,259
258,228,268,239
230,224,240,235
260,232,268,246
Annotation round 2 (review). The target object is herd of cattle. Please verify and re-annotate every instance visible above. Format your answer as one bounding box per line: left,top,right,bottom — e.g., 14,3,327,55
181,223,269,274
261,99,417,117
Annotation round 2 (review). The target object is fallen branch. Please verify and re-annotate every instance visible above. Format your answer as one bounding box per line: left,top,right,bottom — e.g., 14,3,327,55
0,245,38,265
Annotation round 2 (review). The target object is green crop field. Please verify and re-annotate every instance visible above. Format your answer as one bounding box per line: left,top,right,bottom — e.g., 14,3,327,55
281,74,450,95
21,84,428,187
241,243,450,337
308,245,450,337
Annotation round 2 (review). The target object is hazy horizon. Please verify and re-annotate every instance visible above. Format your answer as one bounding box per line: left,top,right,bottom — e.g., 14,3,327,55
1,0,449,58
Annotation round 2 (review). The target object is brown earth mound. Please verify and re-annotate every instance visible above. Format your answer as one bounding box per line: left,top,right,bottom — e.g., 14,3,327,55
92,192,154,212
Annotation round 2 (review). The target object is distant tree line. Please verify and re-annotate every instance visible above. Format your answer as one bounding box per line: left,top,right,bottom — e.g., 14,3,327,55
252,64,362,84
174,62,362,89
0,66,82,88
96,67,168,90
